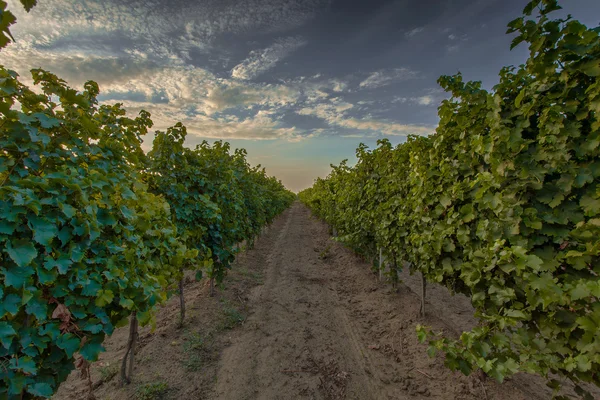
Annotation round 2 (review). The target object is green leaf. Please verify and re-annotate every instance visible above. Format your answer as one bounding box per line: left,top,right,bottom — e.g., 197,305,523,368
39,322,61,341
56,333,80,358
20,0,38,12
3,264,35,288
120,205,135,220
119,297,134,309
28,383,53,397
25,296,48,321
79,341,105,361
515,89,525,107
95,290,114,307
5,239,37,267
1,293,21,316
580,195,600,216
579,59,600,77
29,216,58,246
0,321,17,348
59,203,77,219
10,356,37,374
0,220,17,234
8,375,28,395
44,255,72,274
570,283,590,301
526,255,543,271
32,112,60,128
440,194,451,208
97,208,117,226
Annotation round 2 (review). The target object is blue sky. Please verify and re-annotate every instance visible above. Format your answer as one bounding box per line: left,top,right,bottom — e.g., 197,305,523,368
4,0,600,191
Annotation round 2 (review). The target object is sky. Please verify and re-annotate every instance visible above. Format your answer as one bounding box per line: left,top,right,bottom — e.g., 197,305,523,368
3,0,600,192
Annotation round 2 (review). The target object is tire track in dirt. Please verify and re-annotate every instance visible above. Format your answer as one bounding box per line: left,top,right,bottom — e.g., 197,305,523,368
212,203,382,400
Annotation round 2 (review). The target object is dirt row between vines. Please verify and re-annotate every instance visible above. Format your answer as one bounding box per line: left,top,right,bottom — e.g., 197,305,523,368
55,202,580,400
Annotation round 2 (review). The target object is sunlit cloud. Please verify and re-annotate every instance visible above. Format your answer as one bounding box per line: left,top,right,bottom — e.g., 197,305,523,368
231,36,307,80
358,68,419,89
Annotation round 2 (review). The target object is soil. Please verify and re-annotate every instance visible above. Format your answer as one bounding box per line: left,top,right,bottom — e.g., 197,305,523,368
53,202,597,400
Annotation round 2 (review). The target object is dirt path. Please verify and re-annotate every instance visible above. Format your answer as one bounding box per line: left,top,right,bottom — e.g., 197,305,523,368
55,202,590,400
213,202,382,399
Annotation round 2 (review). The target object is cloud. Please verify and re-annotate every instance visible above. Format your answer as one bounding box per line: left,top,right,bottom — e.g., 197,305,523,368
297,101,433,137
121,100,302,143
231,36,307,80
415,95,434,105
359,68,419,89
6,0,328,59
205,83,300,114
2,0,434,146
331,79,348,92
405,27,424,38
391,88,447,107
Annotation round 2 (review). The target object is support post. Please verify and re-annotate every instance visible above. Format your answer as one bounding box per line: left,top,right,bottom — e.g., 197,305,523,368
178,278,185,326
378,248,383,282
420,273,427,317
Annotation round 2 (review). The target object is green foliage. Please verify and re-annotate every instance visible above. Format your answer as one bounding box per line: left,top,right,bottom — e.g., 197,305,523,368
0,65,291,398
0,67,189,398
147,127,295,285
300,0,600,395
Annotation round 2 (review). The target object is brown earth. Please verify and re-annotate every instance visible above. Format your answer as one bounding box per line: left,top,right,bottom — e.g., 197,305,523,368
54,202,594,400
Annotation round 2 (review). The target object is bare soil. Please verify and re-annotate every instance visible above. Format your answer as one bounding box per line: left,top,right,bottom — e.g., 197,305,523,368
54,202,593,400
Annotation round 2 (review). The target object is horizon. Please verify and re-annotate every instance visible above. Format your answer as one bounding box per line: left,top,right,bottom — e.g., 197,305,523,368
4,0,600,192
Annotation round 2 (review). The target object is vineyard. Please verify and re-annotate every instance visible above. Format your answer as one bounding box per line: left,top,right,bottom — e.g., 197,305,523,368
2,0,600,399
299,1,600,398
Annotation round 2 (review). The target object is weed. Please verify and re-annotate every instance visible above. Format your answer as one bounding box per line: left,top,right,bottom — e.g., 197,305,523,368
218,299,244,330
182,331,208,371
183,353,203,371
98,363,119,382
236,268,263,283
318,244,332,260
183,331,206,352
223,307,244,329
134,381,168,400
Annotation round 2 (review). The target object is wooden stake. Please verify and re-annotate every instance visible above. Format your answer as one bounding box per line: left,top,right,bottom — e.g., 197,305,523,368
378,248,383,282
420,272,427,317
178,278,185,326
209,277,215,297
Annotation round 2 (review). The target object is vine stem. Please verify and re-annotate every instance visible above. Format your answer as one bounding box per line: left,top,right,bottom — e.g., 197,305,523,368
120,311,138,386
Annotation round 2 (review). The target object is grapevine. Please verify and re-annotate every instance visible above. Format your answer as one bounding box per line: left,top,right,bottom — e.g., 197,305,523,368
300,0,600,396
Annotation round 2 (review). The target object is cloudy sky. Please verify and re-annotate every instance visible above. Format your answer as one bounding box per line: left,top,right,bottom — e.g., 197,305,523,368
4,0,600,191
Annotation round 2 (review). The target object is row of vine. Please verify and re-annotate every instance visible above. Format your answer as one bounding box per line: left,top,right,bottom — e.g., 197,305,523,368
300,1,599,397
0,1,295,398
